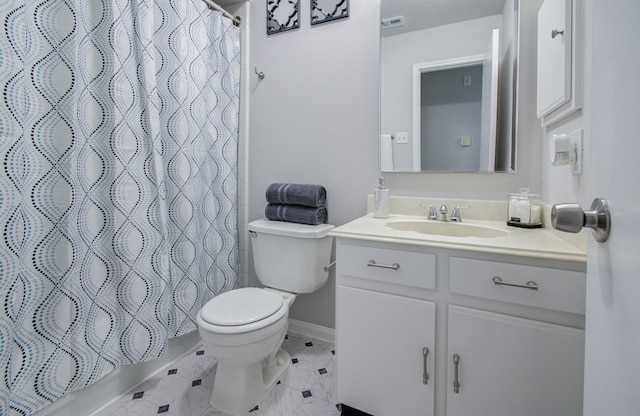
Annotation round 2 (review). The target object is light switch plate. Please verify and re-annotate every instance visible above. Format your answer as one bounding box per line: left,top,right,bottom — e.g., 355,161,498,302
396,132,408,144
460,136,472,147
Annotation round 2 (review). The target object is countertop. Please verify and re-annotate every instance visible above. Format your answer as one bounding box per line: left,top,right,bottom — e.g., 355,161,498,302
329,214,587,263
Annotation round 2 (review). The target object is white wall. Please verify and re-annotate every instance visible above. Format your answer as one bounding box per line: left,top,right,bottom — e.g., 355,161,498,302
245,0,593,331
248,1,381,328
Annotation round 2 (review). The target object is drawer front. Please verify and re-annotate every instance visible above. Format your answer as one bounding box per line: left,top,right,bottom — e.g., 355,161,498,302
449,257,585,315
338,242,436,290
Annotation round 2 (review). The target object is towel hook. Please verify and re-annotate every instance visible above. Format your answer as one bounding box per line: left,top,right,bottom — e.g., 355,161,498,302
254,67,265,80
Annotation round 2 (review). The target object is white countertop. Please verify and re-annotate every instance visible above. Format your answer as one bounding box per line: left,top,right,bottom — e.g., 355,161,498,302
329,214,587,263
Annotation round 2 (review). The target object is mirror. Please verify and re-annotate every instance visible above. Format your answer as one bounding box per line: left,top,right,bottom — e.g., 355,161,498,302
380,0,519,172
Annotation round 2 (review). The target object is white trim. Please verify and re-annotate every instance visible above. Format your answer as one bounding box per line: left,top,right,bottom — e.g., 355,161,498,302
412,54,487,172
288,319,335,343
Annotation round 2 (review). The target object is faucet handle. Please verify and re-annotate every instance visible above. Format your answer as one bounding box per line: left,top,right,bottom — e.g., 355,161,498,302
419,203,438,221
450,206,470,222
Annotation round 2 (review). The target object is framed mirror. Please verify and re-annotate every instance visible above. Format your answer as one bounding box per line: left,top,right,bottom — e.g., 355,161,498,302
311,0,349,25
267,0,300,35
380,0,519,173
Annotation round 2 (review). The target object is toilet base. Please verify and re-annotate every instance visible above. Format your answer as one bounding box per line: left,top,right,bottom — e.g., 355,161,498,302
210,348,292,415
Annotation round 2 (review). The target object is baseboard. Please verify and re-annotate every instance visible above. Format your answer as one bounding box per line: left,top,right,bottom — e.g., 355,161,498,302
34,331,202,416
288,318,335,343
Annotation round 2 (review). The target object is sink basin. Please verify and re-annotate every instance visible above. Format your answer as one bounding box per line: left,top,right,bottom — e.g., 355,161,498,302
385,220,509,238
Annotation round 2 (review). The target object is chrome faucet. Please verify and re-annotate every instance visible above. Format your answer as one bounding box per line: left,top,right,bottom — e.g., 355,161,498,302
419,203,438,220
450,206,470,222
439,205,448,221
421,203,466,222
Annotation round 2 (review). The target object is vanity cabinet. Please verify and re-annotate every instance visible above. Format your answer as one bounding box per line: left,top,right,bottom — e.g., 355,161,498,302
335,239,586,416
336,243,437,415
337,287,436,416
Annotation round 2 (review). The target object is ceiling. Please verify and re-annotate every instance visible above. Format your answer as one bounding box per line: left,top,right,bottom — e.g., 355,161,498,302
381,0,506,37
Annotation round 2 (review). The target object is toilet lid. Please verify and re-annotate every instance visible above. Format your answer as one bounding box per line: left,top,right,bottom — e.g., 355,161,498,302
200,287,284,326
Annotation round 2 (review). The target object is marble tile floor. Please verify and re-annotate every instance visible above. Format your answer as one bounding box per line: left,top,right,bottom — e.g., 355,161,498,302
92,333,341,416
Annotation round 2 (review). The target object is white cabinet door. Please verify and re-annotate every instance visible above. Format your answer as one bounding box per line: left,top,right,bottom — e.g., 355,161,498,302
537,0,573,117
447,305,584,416
337,286,435,416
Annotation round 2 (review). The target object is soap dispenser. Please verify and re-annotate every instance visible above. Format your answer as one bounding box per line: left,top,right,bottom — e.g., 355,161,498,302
373,177,390,219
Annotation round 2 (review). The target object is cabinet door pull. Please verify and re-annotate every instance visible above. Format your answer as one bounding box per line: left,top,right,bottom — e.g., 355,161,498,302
492,276,539,291
367,260,400,270
422,347,430,385
453,353,461,394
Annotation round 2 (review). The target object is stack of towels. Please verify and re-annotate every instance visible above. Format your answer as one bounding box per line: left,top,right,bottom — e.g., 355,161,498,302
265,183,328,225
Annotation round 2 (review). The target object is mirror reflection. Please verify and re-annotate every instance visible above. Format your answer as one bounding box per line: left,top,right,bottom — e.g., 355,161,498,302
380,0,519,173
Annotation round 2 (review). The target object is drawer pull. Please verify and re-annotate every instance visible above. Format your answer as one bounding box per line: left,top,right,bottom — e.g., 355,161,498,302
367,260,400,270
422,347,430,385
492,276,539,291
453,353,461,393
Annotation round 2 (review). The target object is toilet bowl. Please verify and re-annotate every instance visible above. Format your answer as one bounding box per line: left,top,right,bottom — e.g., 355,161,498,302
196,287,295,415
196,219,334,415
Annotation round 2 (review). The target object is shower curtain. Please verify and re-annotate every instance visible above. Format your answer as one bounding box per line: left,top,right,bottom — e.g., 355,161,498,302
0,0,240,414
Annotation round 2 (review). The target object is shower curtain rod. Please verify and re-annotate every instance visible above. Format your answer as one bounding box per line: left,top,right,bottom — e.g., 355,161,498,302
201,0,241,26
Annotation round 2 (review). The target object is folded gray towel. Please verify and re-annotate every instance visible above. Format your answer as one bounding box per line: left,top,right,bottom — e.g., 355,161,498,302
265,183,327,208
265,204,328,225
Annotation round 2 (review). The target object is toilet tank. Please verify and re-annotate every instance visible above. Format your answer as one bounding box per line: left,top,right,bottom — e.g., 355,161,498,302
248,219,334,293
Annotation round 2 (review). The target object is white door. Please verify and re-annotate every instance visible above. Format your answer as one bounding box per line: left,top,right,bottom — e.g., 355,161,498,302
479,29,499,172
583,2,640,414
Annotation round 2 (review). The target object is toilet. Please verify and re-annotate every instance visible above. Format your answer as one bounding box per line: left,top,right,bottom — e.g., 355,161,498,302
196,219,334,415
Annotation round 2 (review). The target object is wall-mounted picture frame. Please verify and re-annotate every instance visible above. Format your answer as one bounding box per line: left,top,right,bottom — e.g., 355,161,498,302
311,0,349,26
267,0,300,35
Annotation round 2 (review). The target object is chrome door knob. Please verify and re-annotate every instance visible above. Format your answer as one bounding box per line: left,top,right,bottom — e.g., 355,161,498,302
551,203,584,233
551,198,611,242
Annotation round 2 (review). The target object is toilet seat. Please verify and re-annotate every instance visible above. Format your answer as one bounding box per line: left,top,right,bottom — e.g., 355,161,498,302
199,288,288,334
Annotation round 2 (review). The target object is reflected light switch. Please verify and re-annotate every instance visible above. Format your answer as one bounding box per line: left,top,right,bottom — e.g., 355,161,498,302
460,136,472,147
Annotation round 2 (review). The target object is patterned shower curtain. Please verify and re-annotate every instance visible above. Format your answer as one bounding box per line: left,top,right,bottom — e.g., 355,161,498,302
0,0,240,414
